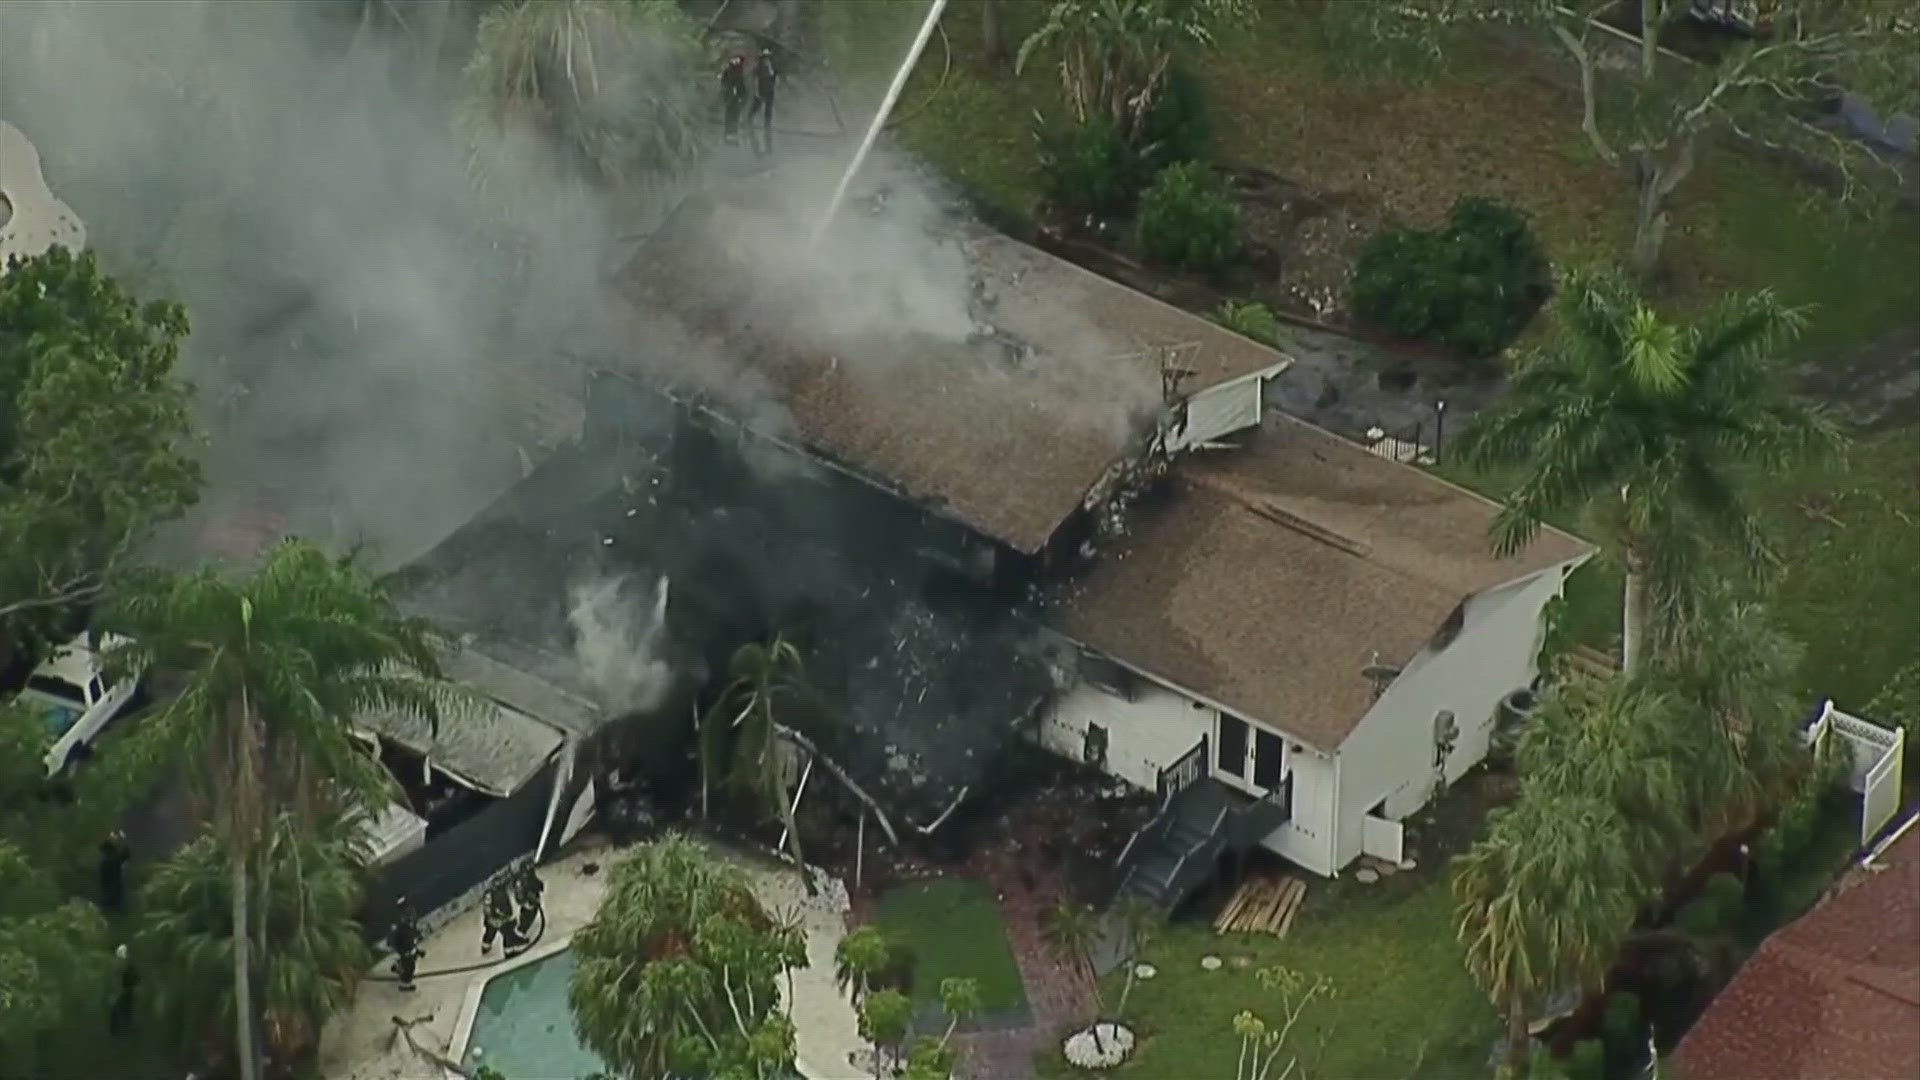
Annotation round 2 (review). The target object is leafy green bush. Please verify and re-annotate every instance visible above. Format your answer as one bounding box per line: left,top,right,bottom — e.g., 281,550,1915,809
1566,1039,1607,1080
1602,990,1646,1075
1036,114,1152,218
1135,161,1240,271
1348,195,1552,359
1529,1046,1573,1080
1216,299,1280,343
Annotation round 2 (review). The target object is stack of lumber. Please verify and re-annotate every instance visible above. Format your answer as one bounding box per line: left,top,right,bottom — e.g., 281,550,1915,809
1212,875,1307,938
1566,645,1620,679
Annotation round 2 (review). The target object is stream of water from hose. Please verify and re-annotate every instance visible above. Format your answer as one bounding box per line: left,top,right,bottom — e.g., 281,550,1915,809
808,0,949,249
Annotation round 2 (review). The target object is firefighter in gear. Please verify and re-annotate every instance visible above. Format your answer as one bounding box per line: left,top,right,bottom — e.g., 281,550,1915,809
514,862,545,939
748,47,779,154
720,54,749,143
480,878,524,955
388,898,425,991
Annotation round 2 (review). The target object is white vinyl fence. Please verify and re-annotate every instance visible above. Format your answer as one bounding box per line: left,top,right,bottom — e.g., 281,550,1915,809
1802,698,1906,847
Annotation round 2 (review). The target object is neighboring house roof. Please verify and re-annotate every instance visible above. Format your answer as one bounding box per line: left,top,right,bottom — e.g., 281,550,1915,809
1673,826,1920,1080
1,119,87,266
617,192,1288,554
1052,413,1592,751
356,646,588,798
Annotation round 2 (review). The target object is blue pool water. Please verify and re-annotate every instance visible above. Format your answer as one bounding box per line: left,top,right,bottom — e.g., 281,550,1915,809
463,948,608,1080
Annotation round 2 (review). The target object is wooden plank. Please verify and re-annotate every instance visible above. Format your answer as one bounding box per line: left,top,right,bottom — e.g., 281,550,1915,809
1276,880,1308,938
1214,880,1255,933
1221,880,1267,930
1225,879,1272,934
1248,880,1287,934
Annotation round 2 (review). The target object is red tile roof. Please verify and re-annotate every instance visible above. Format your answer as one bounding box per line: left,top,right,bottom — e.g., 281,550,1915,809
1673,825,1920,1080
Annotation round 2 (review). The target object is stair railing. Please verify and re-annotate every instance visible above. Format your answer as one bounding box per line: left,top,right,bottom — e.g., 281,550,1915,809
1116,735,1211,870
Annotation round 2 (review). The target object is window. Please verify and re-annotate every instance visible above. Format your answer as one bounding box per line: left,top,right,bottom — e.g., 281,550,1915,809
86,678,106,706
24,676,84,706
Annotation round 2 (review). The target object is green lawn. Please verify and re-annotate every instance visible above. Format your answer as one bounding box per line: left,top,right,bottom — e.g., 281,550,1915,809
1038,878,1494,1079
827,2,1919,354
873,878,1029,1014
1436,426,1920,710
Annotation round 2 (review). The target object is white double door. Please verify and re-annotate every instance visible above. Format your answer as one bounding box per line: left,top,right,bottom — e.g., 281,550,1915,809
1214,713,1287,796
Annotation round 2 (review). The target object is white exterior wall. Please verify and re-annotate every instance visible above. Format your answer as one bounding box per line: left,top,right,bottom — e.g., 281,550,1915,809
1042,682,1212,793
1166,368,1281,452
1326,562,1581,873
1039,673,1344,878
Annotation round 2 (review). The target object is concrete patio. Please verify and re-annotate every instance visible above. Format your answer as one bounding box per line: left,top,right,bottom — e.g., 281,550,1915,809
320,836,871,1080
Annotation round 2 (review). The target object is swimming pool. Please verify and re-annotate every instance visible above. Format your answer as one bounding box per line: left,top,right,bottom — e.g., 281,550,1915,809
460,947,607,1080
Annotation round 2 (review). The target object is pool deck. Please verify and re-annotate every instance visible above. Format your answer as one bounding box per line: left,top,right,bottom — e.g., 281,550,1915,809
319,836,873,1080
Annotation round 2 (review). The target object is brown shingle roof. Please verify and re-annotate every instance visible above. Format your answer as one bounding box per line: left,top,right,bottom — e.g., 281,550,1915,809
1673,826,1920,1080
1052,413,1592,750
616,194,1288,553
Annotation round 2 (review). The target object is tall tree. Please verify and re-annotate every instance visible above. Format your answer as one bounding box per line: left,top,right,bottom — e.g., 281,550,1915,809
0,247,201,655
458,0,708,190
1451,265,1842,672
1454,788,1643,1078
568,834,807,1079
1016,0,1256,145
107,540,460,1080
1387,0,1919,279
136,810,373,1074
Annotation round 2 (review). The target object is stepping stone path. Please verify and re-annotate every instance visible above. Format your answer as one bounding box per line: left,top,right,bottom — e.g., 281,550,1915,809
1201,955,1223,971
1356,867,1380,884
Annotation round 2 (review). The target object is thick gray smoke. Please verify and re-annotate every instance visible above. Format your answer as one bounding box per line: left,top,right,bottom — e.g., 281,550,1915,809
1,1,1064,803
566,571,675,716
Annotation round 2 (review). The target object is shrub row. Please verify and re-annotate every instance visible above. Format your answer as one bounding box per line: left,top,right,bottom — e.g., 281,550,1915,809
1349,195,1552,360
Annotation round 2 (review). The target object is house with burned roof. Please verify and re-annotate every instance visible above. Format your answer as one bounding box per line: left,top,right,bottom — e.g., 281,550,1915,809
1038,413,1593,900
615,189,1292,583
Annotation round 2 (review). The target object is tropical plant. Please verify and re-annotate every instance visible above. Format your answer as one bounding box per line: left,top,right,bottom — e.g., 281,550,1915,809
569,834,808,1079
935,976,982,1048
1515,676,1695,878
1451,265,1844,672
1216,299,1279,345
0,247,200,655
1042,899,1108,1049
1454,788,1643,1077
1135,160,1240,271
1034,113,1155,218
458,0,708,190
1017,0,1256,148
136,810,373,1071
107,539,462,1080
1231,966,1333,1080
834,924,896,1005
857,988,914,1074
700,635,822,893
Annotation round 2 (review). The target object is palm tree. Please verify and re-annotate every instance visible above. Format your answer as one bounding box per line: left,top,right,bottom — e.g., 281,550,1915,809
701,635,821,893
1643,575,1809,833
137,809,373,1073
1454,789,1644,1078
1016,0,1256,145
1042,900,1108,1048
458,0,707,190
108,540,461,1080
1452,265,1843,672
1515,676,1695,879
569,834,807,1079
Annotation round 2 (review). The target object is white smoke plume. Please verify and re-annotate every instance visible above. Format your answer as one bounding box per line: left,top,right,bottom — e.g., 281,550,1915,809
566,572,675,717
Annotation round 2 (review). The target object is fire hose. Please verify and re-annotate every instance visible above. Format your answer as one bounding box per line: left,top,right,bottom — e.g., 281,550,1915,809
362,907,548,983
